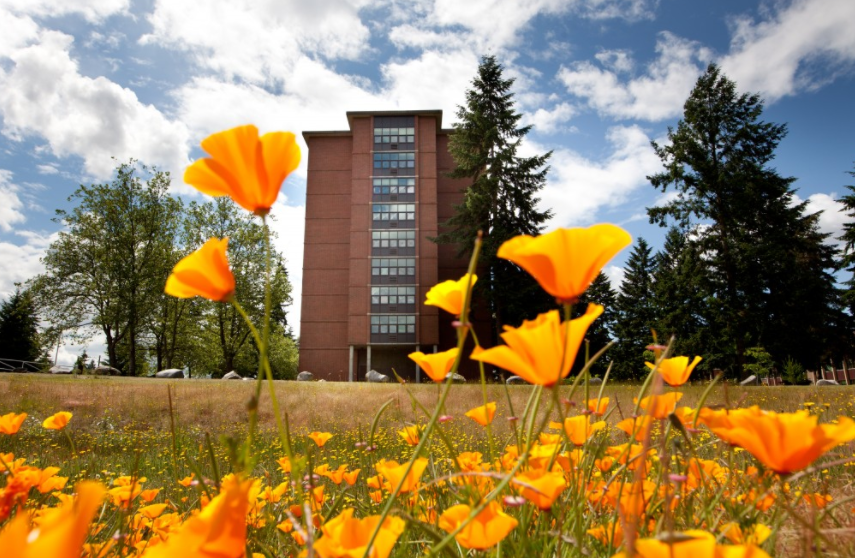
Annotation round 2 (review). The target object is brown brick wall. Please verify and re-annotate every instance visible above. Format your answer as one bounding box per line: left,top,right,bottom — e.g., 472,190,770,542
299,349,349,381
306,136,353,171
302,269,349,295
301,294,350,321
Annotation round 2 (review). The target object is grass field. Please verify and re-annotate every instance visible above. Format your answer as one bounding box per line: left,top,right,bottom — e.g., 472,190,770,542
3,373,855,556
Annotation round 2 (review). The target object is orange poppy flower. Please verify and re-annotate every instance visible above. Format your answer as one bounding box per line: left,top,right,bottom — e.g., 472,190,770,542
471,305,603,386
397,425,421,446
277,456,292,474
0,481,105,558
616,416,655,442
512,468,568,510
165,237,235,302
309,431,333,447
313,508,406,558
438,500,518,550
465,402,497,426
701,406,855,474
645,355,702,387
375,458,428,493
497,225,631,303
587,397,609,416
184,124,300,216
424,273,477,315
408,348,459,382
343,469,361,486
141,476,253,558
554,415,606,446
636,392,683,419
42,412,72,431
0,412,26,435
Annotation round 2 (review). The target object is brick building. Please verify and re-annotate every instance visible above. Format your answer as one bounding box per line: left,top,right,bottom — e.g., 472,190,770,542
299,110,485,382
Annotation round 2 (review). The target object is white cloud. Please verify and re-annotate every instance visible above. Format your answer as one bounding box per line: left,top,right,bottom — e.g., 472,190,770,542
0,169,25,232
142,0,372,85
0,230,54,298
558,32,711,121
603,264,626,291
267,200,305,337
0,0,129,22
0,30,190,179
793,192,848,246
581,0,658,20
595,49,634,73
522,102,577,134
721,0,855,101
537,125,661,227
0,10,39,57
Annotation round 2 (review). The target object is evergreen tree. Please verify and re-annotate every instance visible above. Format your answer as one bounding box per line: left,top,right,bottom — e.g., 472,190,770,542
647,64,838,378
838,165,855,303
574,271,618,376
651,227,718,370
0,286,42,363
434,55,554,332
612,238,656,380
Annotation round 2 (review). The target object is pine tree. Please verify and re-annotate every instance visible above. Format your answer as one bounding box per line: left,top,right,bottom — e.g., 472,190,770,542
839,165,855,303
651,227,716,368
574,271,618,376
434,55,554,332
612,238,656,380
0,286,42,363
647,64,838,378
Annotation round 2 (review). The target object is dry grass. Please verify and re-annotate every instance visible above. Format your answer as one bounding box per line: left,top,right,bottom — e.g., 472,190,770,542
1,372,846,436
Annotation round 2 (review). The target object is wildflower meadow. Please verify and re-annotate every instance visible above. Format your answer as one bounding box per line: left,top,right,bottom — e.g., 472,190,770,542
3,125,855,558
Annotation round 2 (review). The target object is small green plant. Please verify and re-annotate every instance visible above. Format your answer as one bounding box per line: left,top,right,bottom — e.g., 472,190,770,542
782,356,806,385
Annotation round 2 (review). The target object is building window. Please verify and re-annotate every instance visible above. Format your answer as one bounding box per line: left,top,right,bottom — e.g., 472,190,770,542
373,127,415,145
372,204,415,221
371,258,416,284
371,258,416,276
373,152,415,169
372,230,415,248
371,314,416,333
372,178,416,195
371,286,416,305
372,230,416,256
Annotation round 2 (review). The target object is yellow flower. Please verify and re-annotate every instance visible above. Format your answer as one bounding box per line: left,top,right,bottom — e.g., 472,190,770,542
277,456,292,474
42,412,72,431
408,348,459,382
497,225,631,303
0,481,105,558
375,458,428,493
555,415,606,446
645,356,702,387
141,476,253,558
0,412,26,435
165,237,235,302
424,273,477,315
471,305,602,385
512,468,567,510
465,402,497,426
314,508,406,558
438,500,518,550
701,406,855,474
309,431,333,447
397,425,421,446
184,124,300,216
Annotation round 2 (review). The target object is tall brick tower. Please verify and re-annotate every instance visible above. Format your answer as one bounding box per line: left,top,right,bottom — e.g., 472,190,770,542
299,110,476,382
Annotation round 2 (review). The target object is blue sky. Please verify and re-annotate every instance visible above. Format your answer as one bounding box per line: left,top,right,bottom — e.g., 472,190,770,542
0,0,853,366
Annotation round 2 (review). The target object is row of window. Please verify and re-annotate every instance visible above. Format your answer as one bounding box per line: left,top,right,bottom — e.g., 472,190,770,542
372,204,415,221
372,230,415,248
370,314,416,334
370,286,416,305
373,152,415,168
371,258,416,276
373,178,415,195
375,135,415,144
